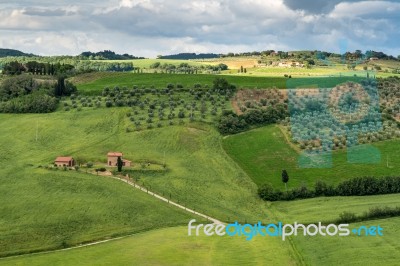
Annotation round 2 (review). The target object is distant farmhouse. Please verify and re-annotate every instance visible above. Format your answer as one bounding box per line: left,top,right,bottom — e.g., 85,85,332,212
275,61,304,68
107,152,132,167
55,157,75,167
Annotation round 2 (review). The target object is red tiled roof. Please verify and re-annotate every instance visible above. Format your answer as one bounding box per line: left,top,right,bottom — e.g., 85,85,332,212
108,152,123,157
55,157,73,162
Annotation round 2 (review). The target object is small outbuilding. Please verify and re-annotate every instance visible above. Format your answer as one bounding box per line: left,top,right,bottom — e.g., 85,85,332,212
55,157,75,167
107,152,132,167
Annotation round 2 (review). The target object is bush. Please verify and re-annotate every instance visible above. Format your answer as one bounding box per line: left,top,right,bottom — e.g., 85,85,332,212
0,92,58,113
257,184,283,201
217,106,288,135
337,211,357,223
335,206,400,224
217,111,248,134
314,180,336,196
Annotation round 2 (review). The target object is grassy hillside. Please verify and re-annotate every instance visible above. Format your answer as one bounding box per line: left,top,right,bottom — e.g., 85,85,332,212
75,73,288,94
292,217,400,266
74,72,365,96
0,226,297,266
0,110,203,256
270,194,400,224
4,195,400,265
0,107,271,256
1,71,399,264
0,168,195,257
222,125,400,189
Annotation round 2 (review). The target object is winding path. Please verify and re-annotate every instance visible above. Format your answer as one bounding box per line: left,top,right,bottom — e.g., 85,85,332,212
110,175,223,224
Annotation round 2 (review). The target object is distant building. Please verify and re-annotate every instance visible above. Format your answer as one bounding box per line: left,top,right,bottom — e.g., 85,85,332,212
55,157,75,167
277,61,304,68
107,152,132,167
370,57,379,61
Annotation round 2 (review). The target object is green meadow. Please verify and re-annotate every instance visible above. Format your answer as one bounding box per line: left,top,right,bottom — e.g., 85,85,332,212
0,226,297,266
270,194,400,224
291,217,400,266
0,72,399,265
0,110,204,256
0,168,196,257
0,107,270,256
3,200,399,265
74,72,364,95
75,73,288,95
223,125,400,189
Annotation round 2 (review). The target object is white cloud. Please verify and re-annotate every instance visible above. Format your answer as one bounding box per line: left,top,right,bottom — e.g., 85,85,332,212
329,0,400,18
0,0,398,57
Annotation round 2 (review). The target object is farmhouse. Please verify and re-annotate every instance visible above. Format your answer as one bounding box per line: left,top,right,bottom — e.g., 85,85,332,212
276,61,304,68
107,152,132,167
54,157,75,167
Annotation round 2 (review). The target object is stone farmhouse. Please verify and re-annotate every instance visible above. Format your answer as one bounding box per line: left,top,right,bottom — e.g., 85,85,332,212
107,152,132,167
54,157,75,167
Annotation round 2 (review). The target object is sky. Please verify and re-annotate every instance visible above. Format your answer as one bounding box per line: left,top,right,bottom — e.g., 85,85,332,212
0,0,399,57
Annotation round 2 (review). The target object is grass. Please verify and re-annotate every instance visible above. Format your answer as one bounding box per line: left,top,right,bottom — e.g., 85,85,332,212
75,72,365,96
291,217,400,266
4,195,400,265
0,107,270,256
0,226,297,266
222,125,400,189
268,194,400,265
2,70,400,264
0,167,195,257
270,194,400,224
76,73,288,95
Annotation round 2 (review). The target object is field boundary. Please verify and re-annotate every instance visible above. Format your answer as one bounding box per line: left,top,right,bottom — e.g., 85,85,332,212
276,125,302,154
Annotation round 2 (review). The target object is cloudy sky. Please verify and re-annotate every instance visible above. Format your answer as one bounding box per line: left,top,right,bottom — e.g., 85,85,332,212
0,0,399,57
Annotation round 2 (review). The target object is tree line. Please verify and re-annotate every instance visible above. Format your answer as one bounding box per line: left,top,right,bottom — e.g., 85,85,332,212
158,53,219,60
149,62,228,73
79,50,145,60
258,176,400,201
1,60,136,75
2,61,74,75
217,106,288,135
0,75,76,113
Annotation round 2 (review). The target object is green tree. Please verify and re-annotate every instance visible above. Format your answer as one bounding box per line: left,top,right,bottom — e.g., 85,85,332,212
54,76,66,97
117,156,123,172
282,169,289,192
212,77,236,95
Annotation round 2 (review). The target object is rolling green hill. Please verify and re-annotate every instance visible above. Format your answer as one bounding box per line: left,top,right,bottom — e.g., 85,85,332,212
0,107,269,256
1,71,399,265
222,125,400,189
0,48,35,58
0,226,297,266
